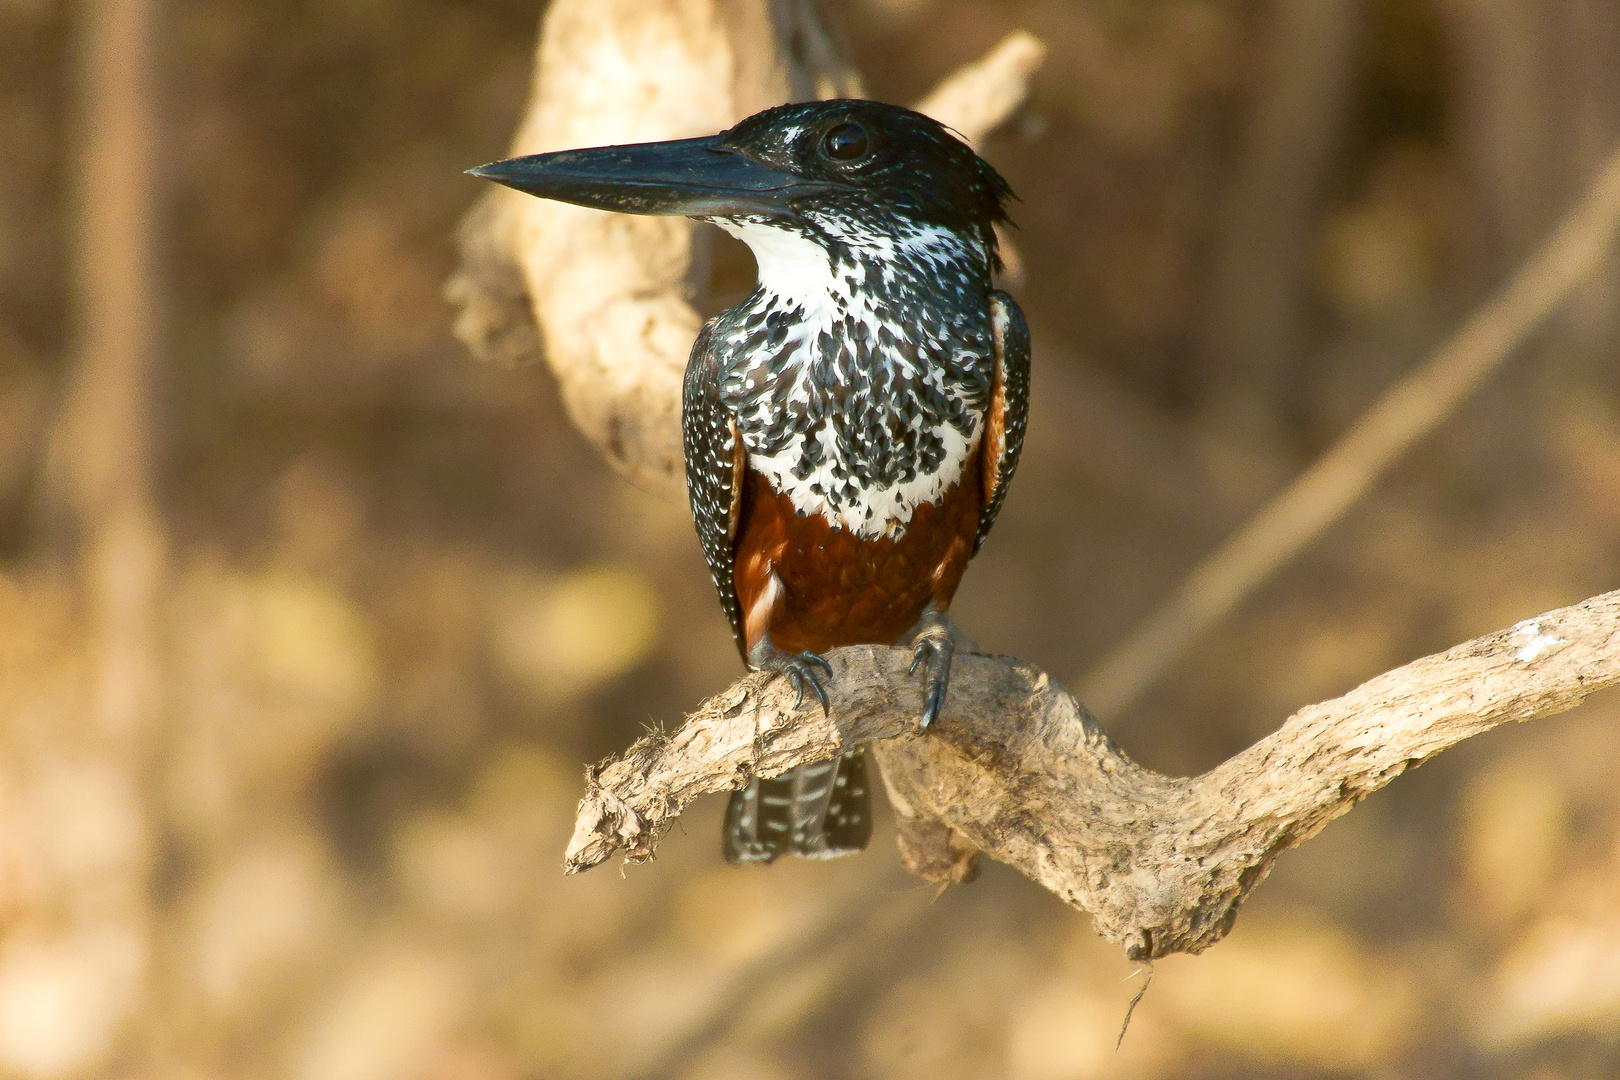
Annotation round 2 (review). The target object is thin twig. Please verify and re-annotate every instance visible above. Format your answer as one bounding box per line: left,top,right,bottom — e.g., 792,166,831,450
1080,140,1620,718
1115,962,1154,1051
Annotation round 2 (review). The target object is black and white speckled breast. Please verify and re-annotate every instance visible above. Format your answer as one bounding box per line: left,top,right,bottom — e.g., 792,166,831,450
709,212,994,540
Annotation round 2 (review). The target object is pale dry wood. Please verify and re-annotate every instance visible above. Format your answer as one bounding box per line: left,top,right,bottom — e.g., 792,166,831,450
911,30,1046,152
447,0,1043,495
568,590,1620,959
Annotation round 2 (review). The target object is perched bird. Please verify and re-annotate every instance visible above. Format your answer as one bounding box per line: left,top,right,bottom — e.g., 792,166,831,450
472,100,1029,865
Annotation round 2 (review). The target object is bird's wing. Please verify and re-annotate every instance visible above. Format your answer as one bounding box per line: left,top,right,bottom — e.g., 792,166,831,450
976,290,1031,555
683,319,749,659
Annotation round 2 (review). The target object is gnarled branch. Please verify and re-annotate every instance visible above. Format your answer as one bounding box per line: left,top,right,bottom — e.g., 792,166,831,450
568,590,1620,959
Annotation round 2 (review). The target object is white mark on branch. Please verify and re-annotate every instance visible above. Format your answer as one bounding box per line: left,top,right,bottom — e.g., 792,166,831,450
1513,619,1566,663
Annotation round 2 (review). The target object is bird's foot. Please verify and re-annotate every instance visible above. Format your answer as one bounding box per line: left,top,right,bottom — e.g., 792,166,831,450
909,614,955,731
749,637,834,715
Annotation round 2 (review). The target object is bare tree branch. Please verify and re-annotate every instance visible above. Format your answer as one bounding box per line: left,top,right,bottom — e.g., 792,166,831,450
1082,139,1620,717
568,590,1620,959
45,0,170,740
20,0,171,1064
911,30,1046,152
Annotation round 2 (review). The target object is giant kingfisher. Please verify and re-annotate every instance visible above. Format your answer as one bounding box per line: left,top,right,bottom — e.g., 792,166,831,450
472,100,1029,865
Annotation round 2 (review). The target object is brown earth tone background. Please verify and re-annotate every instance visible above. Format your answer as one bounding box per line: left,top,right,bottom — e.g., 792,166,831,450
2,0,1620,1078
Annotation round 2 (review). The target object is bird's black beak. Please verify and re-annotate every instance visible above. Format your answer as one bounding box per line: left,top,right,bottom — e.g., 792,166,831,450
468,134,826,219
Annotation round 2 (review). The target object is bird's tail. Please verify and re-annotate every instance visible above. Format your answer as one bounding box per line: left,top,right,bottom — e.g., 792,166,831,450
722,747,871,864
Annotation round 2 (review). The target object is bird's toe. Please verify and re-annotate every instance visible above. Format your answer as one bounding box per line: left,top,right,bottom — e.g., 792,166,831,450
910,632,954,732
759,649,833,716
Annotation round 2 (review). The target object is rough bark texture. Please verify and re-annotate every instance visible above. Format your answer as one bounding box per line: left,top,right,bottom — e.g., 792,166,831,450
567,590,1620,959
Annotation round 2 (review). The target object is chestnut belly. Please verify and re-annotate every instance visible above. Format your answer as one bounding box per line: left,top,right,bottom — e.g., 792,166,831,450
733,460,982,655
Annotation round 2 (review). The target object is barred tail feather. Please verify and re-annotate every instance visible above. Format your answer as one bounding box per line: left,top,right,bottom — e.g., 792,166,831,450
723,748,872,864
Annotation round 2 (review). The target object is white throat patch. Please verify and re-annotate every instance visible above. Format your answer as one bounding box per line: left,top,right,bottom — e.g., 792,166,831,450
715,218,838,314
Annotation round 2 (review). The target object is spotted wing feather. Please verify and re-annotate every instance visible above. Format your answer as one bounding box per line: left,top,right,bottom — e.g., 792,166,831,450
683,319,748,659
976,290,1030,554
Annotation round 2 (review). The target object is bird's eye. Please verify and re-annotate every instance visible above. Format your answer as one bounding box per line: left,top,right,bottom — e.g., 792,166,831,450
821,122,870,162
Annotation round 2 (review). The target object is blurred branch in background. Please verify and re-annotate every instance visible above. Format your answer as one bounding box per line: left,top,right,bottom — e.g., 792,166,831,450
1198,0,1361,422
46,0,169,741
4,0,171,1073
911,29,1046,150
1081,138,1620,719
626,877,928,1080
1447,0,1620,381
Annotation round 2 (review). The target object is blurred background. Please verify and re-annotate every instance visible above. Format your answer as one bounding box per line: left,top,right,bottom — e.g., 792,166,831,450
2,0,1620,1077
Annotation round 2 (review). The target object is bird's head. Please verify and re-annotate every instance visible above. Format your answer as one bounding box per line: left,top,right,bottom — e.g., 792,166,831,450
470,100,1014,268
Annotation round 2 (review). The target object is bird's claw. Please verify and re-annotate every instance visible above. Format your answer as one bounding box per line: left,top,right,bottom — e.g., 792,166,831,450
911,629,954,731
764,650,832,715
